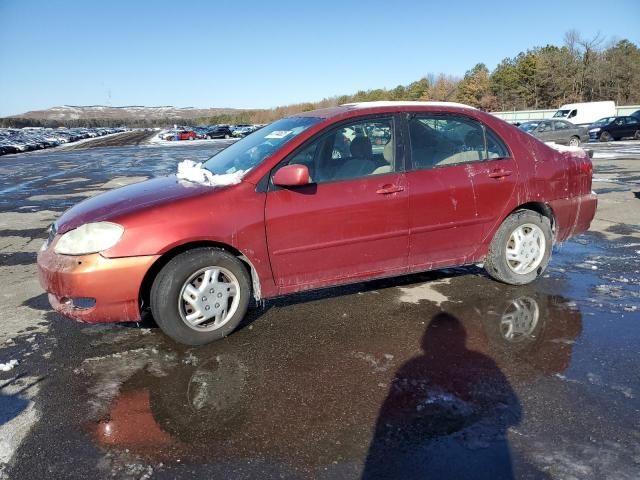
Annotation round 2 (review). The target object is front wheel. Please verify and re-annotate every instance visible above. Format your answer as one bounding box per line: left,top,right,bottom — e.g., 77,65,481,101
224,134,230,139
599,131,613,142
150,248,251,345
568,136,580,147
484,210,552,285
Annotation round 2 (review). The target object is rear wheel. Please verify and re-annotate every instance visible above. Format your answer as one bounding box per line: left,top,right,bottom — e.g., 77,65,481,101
224,134,230,139
484,210,552,285
568,136,580,147
150,248,251,345
634,130,640,140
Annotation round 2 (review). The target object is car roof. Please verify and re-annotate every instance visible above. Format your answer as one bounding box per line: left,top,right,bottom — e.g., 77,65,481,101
292,101,477,119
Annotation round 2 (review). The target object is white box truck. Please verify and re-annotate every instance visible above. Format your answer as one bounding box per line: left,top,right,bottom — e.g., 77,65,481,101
552,101,616,126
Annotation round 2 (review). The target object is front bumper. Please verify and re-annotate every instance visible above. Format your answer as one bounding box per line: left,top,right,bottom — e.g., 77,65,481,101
588,131,601,141
37,246,159,323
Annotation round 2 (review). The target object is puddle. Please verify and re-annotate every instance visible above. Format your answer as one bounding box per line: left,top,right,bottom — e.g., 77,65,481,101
78,283,586,475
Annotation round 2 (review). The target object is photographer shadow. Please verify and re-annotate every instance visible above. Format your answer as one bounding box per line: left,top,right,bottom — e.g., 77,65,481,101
362,312,529,480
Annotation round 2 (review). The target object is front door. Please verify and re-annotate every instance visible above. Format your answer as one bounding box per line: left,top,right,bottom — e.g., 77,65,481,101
265,116,409,293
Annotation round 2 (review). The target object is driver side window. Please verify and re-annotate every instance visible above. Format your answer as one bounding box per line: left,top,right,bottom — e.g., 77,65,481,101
279,117,396,184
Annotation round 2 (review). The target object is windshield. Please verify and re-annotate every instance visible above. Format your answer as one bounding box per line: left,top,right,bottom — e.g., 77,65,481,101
553,110,570,118
519,121,539,132
592,117,615,126
203,117,321,175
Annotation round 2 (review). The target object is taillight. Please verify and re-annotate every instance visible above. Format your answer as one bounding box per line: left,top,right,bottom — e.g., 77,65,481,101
581,158,593,176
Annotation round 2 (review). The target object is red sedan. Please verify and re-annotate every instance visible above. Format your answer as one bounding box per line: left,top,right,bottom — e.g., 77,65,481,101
37,101,597,345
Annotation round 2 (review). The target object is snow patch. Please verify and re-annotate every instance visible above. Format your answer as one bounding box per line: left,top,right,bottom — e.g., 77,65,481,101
545,142,585,153
176,160,245,187
398,278,451,306
0,360,18,372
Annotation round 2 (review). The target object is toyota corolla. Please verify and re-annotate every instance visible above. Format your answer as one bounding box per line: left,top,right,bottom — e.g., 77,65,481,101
37,101,597,345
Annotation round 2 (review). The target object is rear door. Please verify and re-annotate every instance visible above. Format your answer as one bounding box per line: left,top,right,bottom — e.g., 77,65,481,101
265,115,409,293
405,113,485,268
552,120,572,144
624,117,639,137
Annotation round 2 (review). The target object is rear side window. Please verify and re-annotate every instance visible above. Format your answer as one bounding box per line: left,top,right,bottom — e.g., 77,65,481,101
408,114,508,169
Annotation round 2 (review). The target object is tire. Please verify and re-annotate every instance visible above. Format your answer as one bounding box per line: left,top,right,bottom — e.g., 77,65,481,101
206,135,211,140
189,136,195,141
599,131,613,142
484,210,552,285
224,134,230,139
634,130,640,140
150,247,251,345
568,136,580,147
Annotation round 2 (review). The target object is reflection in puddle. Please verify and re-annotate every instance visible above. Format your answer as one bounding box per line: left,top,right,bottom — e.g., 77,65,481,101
84,285,582,476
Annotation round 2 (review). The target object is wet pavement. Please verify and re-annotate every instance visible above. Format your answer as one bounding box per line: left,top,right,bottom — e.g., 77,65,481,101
1,139,639,479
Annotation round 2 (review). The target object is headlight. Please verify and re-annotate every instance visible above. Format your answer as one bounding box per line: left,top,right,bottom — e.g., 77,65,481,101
54,222,124,255
589,127,601,133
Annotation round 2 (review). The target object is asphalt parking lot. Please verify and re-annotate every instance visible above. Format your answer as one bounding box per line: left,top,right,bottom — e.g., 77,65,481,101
1,136,639,479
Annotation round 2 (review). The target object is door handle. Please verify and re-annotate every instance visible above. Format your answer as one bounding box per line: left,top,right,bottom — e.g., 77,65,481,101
376,184,404,194
488,169,513,179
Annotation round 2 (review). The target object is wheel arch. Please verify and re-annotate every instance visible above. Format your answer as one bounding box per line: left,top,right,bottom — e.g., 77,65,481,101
138,240,262,315
508,201,557,237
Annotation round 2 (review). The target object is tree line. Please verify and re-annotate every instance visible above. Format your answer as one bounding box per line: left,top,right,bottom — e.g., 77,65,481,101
2,30,638,128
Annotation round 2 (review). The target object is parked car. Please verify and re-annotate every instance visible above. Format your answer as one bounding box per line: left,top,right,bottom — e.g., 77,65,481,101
179,130,197,141
0,127,127,156
588,116,640,142
37,101,597,345
206,126,233,139
232,126,256,138
552,101,616,126
518,119,588,146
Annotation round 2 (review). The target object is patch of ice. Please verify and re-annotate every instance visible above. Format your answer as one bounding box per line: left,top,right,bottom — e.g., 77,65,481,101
176,160,245,187
0,359,18,371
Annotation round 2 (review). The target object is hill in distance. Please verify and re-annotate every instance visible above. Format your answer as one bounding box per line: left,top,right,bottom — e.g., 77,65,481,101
12,105,246,121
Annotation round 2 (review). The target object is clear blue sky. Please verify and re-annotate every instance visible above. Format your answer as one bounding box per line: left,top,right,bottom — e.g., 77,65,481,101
1,0,639,116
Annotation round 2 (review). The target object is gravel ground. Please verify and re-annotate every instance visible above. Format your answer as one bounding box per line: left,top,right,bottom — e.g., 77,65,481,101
0,137,639,479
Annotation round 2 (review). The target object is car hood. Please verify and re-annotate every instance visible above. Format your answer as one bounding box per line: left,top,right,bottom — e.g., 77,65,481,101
55,175,217,234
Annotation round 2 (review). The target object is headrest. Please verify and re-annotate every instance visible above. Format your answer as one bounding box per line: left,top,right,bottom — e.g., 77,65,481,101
350,136,372,159
383,140,394,163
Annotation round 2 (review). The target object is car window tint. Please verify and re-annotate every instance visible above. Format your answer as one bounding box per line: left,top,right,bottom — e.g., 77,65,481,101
409,115,506,169
554,121,569,130
626,117,638,125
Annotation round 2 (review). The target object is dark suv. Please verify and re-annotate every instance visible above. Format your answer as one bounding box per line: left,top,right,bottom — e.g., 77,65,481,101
588,116,640,142
206,126,233,139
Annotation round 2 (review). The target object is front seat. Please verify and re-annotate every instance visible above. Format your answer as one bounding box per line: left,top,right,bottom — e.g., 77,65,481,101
371,140,394,175
333,136,376,180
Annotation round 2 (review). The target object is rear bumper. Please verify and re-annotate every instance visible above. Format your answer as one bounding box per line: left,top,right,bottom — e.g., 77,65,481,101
37,247,159,323
550,192,598,241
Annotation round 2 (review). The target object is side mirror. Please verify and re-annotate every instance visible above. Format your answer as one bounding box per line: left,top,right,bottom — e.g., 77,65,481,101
272,164,310,187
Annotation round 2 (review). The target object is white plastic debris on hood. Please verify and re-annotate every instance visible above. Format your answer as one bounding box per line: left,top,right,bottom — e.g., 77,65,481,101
176,160,246,186
544,142,585,153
